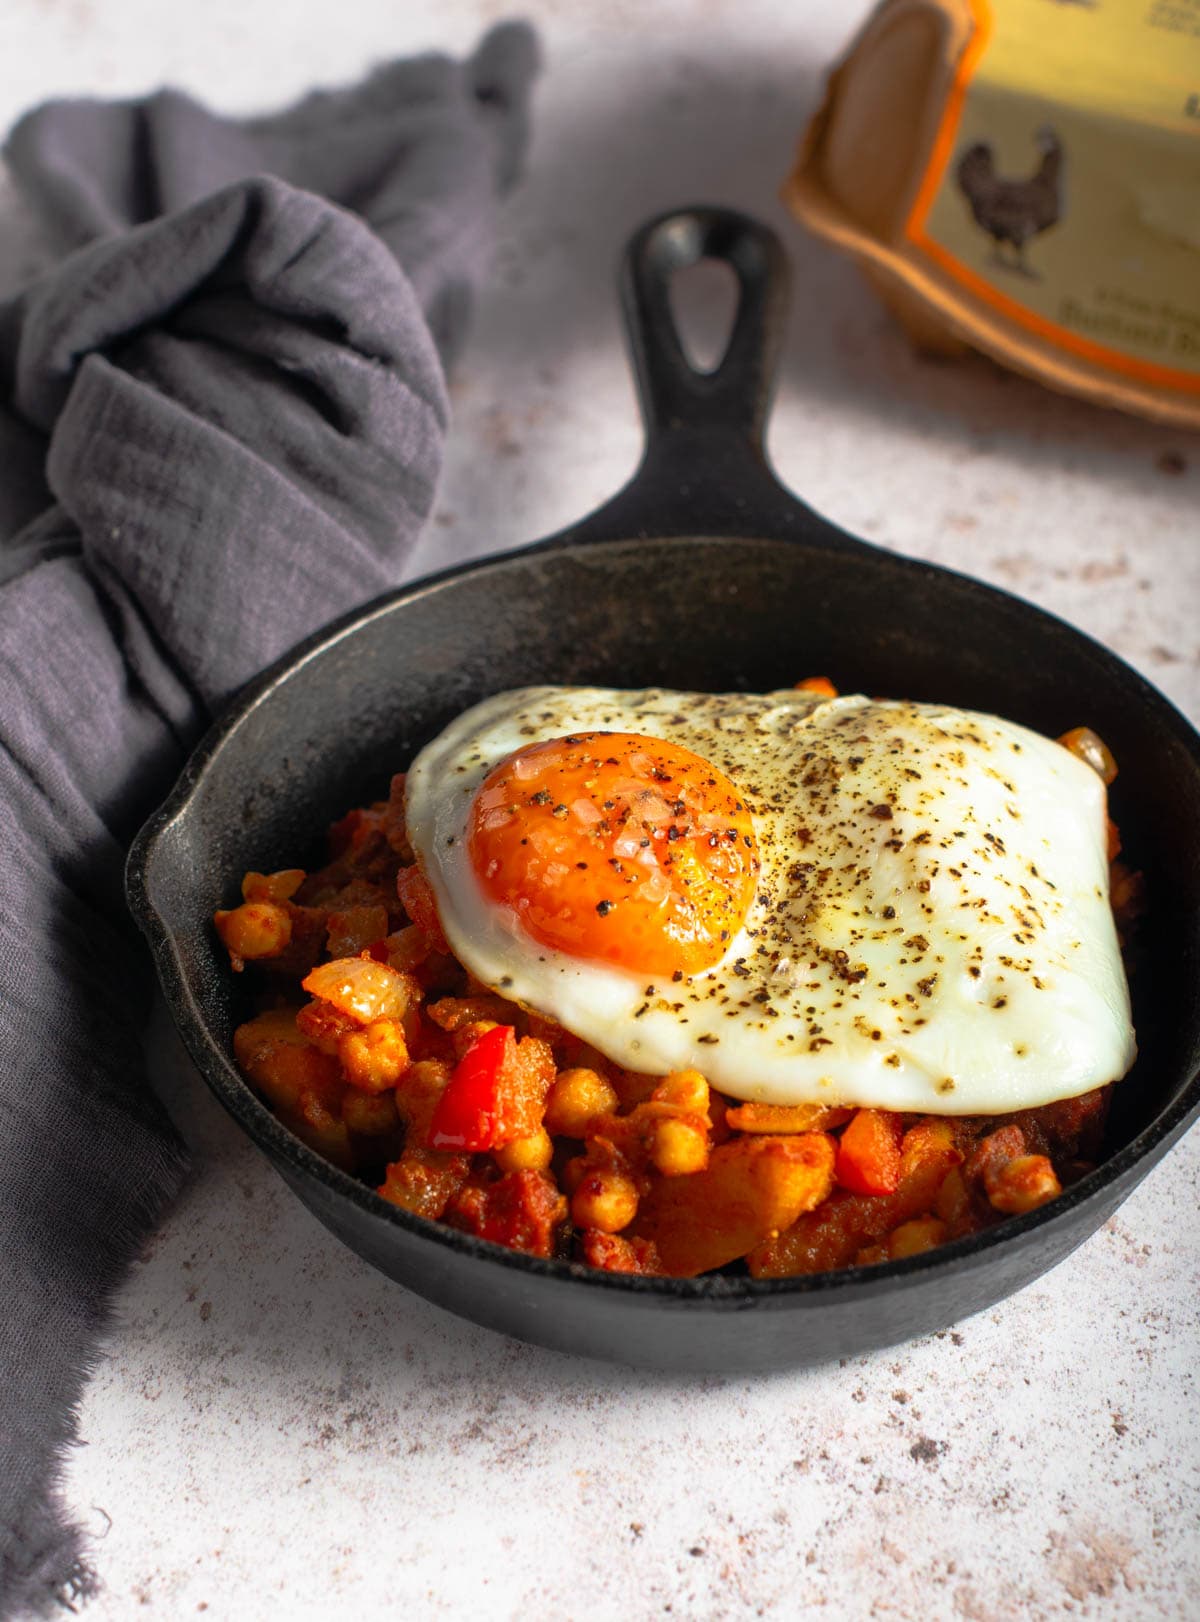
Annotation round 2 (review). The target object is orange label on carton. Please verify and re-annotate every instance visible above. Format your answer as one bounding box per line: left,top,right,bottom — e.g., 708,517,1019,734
906,0,1200,393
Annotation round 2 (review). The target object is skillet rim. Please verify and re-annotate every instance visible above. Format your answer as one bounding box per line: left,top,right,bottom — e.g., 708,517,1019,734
127,523,1200,1308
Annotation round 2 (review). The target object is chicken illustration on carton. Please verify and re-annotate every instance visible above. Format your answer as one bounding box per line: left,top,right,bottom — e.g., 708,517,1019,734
956,124,1063,277
784,0,1200,429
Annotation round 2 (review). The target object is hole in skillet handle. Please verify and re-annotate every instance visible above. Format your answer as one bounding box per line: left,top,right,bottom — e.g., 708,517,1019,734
668,257,739,376
627,206,786,444
542,205,872,553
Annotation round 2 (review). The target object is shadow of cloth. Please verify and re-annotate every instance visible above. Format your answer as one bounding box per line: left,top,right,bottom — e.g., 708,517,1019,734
0,24,538,1619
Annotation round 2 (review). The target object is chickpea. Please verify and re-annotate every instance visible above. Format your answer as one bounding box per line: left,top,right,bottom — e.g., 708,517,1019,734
214,901,292,962
934,1166,971,1228
544,1068,619,1138
493,1129,554,1174
887,1218,948,1260
652,1068,709,1116
651,1117,709,1177
985,1154,1062,1215
571,1168,639,1234
391,1058,449,1143
452,1019,499,1062
338,1020,409,1093
241,868,306,902
396,1058,450,1107
342,1088,400,1136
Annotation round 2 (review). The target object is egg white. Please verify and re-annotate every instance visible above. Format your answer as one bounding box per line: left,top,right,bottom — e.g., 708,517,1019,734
404,686,1135,1113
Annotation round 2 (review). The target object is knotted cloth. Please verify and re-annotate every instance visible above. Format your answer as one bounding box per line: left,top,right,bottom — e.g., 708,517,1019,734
0,25,538,1615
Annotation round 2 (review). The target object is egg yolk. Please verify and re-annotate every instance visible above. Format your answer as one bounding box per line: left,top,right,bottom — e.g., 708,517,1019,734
467,732,759,976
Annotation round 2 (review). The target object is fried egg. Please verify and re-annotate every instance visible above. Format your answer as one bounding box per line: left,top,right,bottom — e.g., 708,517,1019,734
404,686,1135,1113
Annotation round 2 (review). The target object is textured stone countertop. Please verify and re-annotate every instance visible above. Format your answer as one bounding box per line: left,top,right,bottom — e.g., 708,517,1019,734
3,2,1198,1617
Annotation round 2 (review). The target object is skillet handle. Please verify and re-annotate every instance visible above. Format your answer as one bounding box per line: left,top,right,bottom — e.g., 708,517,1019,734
551,205,864,549
623,205,785,448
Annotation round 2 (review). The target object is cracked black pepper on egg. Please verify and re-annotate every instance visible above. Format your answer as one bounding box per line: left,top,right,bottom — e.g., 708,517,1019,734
403,686,1135,1116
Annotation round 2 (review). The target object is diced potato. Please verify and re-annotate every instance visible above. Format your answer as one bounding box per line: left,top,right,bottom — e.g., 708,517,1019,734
748,1119,960,1278
487,1032,556,1146
233,1010,342,1116
608,1067,662,1109
292,1090,354,1170
233,1006,307,1055
934,1166,973,1233
633,1133,837,1278
384,925,430,972
384,773,412,858
395,864,449,952
834,1108,904,1195
962,1124,1027,1194
342,1087,400,1137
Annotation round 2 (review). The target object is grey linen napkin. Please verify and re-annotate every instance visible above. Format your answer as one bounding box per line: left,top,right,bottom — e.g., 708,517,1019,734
0,24,538,1617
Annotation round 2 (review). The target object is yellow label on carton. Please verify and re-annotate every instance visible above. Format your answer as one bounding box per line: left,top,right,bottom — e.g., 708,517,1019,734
906,0,1200,392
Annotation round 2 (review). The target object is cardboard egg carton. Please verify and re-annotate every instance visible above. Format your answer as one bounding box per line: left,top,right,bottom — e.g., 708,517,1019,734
785,0,1200,428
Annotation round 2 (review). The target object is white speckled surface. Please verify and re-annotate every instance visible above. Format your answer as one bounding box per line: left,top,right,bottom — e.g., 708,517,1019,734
4,2,1199,1616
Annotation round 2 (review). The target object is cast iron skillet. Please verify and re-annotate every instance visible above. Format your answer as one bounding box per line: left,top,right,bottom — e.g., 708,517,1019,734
129,207,1200,1373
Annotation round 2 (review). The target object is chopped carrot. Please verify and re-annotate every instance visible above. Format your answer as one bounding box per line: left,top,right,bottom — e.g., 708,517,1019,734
835,1108,903,1195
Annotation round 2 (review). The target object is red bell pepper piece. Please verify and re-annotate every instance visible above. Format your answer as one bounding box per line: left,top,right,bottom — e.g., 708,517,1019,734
835,1108,903,1196
428,1024,515,1151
